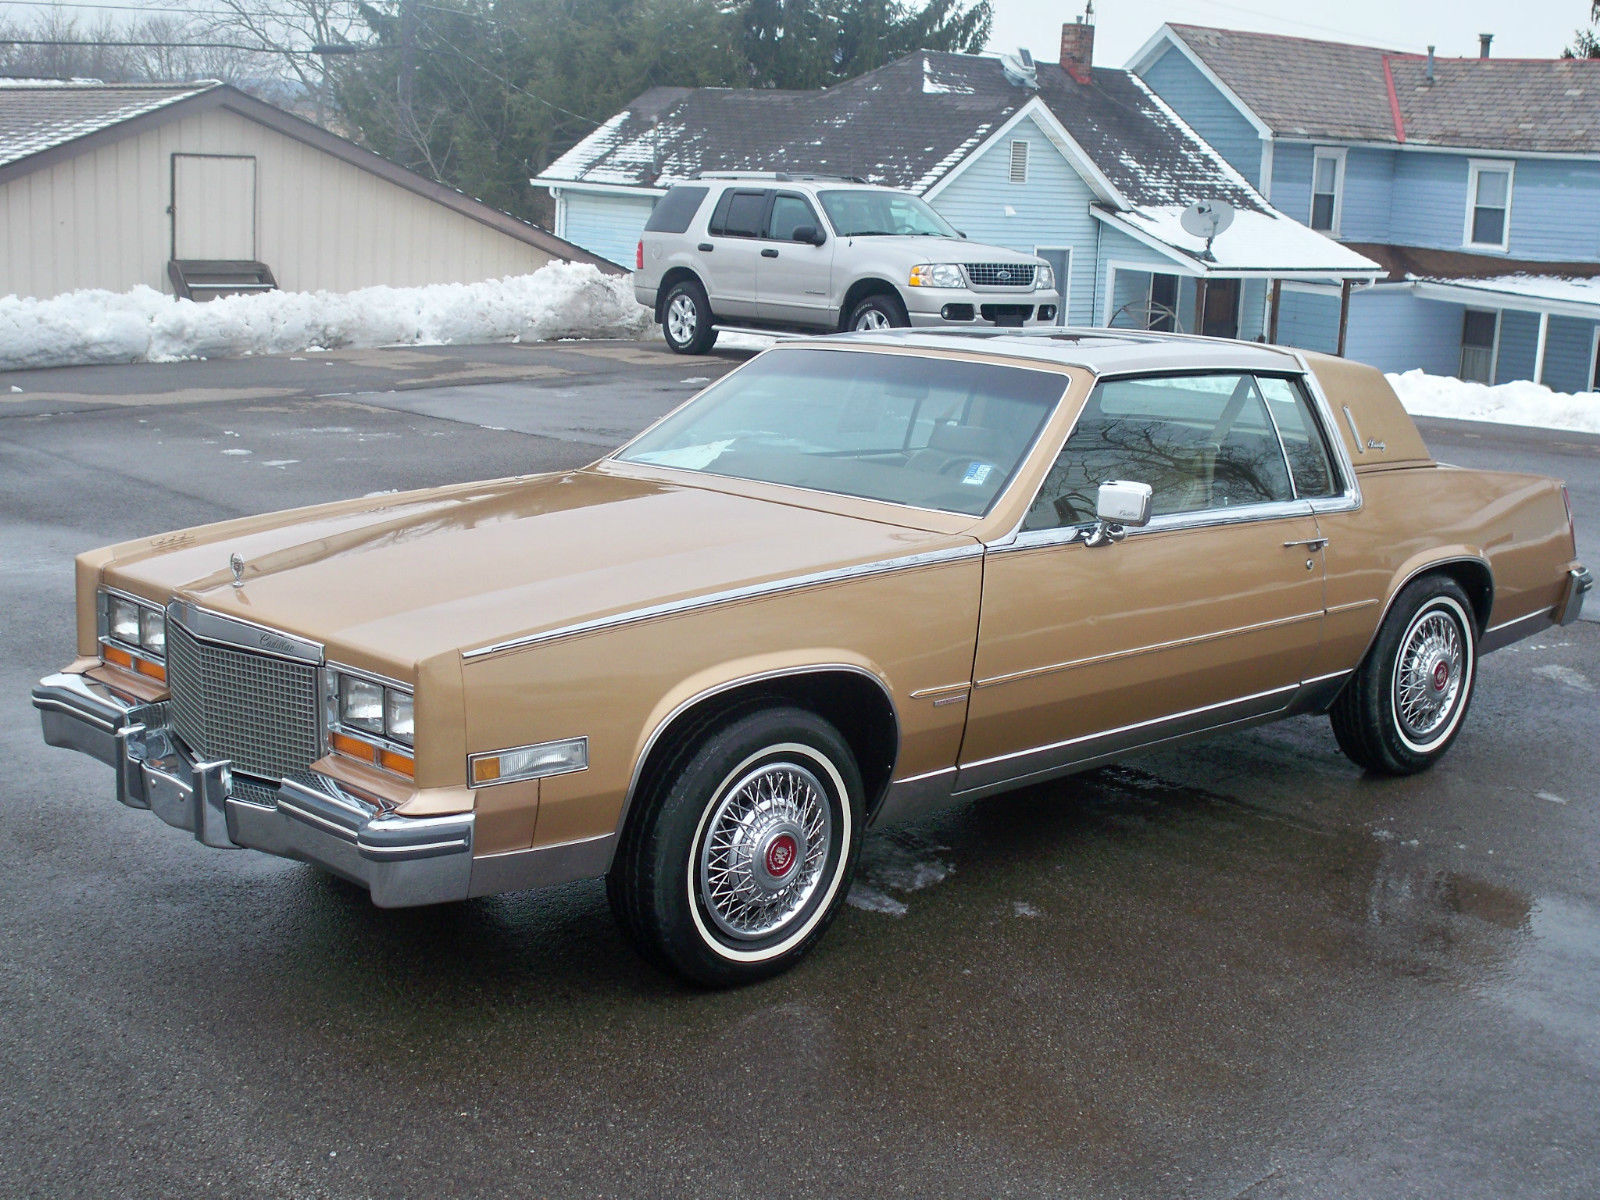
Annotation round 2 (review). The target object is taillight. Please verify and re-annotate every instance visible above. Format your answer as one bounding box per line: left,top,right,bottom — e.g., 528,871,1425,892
635,239,644,270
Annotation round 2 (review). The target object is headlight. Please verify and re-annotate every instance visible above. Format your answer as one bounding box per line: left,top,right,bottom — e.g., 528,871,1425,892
1034,262,1055,291
338,676,385,736
909,263,964,288
327,667,416,777
98,589,167,681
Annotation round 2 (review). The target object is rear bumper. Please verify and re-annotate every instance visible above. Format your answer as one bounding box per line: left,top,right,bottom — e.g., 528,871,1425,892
32,672,474,907
1559,565,1593,625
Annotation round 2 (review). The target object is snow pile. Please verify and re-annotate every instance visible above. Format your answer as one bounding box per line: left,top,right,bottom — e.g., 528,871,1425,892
1387,370,1600,435
0,262,652,370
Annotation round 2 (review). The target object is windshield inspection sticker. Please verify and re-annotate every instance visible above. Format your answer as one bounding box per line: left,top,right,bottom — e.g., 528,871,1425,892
961,462,994,486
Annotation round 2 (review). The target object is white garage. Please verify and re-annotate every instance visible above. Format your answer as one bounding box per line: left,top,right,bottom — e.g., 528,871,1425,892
0,82,615,301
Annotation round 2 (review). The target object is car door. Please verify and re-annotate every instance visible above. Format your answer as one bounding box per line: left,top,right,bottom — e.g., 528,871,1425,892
959,372,1330,793
755,191,834,328
701,188,770,319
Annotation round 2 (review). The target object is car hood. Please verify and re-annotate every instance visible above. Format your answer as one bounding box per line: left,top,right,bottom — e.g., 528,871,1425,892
100,467,969,669
840,236,1043,266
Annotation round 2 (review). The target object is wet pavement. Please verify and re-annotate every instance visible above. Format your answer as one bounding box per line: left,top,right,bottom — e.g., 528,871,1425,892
2,341,1597,1198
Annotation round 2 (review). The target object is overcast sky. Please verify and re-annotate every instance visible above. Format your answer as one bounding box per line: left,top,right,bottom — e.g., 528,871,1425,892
986,0,1589,64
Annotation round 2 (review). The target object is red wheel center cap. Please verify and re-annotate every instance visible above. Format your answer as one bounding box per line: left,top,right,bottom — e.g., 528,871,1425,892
766,834,798,878
1432,661,1450,691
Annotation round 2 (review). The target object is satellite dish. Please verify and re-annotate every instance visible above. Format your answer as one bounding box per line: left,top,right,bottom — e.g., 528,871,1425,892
1180,199,1235,262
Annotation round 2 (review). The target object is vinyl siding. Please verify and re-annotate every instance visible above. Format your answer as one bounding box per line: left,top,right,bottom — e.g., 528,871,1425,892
1339,148,1395,243
0,107,559,299
1136,46,1263,188
1271,143,1312,228
1274,285,1341,354
1540,315,1597,393
1495,309,1539,385
929,113,1099,323
558,190,656,269
1506,159,1600,262
1387,152,1466,251
1343,288,1463,376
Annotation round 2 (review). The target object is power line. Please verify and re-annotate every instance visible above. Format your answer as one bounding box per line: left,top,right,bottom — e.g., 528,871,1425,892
0,35,365,53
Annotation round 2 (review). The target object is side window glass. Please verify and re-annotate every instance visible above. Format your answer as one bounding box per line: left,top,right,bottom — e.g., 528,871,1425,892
768,194,819,241
1024,374,1296,531
1257,376,1340,499
711,190,769,238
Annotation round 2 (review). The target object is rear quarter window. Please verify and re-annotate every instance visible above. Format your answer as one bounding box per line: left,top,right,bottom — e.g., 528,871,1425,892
644,187,710,234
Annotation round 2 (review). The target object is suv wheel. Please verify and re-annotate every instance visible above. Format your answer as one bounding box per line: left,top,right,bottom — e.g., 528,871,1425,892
661,280,718,355
847,293,909,332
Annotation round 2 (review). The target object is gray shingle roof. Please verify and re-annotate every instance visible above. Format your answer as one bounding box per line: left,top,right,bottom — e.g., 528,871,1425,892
542,52,1266,212
0,81,216,168
1164,24,1600,153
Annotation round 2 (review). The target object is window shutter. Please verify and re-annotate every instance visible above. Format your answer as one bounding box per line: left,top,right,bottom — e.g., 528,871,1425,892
1009,140,1029,184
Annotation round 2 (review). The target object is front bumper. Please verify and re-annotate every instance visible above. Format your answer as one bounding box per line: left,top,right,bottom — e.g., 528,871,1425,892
32,672,474,907
1559,565,1594,625
905,287,1062,328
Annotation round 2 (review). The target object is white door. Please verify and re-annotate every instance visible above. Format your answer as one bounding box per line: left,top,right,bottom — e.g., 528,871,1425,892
172,154,256,260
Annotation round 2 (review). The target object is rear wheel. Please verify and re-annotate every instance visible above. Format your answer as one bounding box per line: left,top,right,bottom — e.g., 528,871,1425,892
661,280,718,354
847,292,909,332
1330,576,1478,775
608,707,863,987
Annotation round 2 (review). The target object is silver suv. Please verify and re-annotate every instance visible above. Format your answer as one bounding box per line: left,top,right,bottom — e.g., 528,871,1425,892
633,175,1061,354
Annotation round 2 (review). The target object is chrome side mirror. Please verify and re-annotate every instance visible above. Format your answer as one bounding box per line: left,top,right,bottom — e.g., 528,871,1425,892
1083,480,1153,547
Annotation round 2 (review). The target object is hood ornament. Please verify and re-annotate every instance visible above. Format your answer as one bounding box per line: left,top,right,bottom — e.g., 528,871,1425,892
229,553,245,589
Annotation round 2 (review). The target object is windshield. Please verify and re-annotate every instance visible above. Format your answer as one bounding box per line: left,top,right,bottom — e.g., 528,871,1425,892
818,189,960,238
614,348,1065,516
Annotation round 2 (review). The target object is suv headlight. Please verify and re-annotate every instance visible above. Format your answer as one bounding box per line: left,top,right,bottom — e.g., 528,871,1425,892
98,589,167,681
1034,262,1055,291
326,667,415,777
909,263,965,288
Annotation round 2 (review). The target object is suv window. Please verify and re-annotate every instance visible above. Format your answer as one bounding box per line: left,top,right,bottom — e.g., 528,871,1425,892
817,189,957,237
767,193,820,241
708,189,770,238
1024,374,1297,530
644,186,709,234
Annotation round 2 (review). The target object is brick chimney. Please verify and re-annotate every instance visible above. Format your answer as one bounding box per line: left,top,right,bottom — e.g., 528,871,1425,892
1061,17,1095,84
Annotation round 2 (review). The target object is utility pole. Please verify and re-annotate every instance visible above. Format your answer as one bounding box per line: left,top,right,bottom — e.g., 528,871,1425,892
399,0,415,126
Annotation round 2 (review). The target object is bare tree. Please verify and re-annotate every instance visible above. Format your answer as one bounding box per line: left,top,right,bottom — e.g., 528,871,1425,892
0,10,258,84
175,0,368,122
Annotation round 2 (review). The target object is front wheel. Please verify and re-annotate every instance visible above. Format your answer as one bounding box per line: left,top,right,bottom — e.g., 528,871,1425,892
661,280,718,354
846,292,909,332
608,707,863,987
1330,576,1478,775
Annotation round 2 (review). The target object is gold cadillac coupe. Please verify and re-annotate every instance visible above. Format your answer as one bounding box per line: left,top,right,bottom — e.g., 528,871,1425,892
34,330,1591,986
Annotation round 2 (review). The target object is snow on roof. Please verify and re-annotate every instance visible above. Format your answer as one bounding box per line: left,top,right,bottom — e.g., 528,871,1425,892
1097,205,1383,276
1414,273,1600,311
0,82,217,169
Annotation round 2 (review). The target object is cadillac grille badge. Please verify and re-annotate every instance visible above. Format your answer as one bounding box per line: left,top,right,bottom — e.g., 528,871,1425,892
229,552,245,589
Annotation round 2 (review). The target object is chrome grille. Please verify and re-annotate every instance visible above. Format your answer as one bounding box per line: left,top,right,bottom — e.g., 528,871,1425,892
167,619,321,782
965,263,1035,288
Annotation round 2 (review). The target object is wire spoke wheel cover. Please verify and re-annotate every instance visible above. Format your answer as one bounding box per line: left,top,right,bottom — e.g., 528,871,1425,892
1394,609,1464,743
697,760,832,940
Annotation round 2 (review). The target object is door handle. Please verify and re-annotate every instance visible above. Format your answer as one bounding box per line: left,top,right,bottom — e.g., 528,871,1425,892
1283,537,1329,551
697,243,713,252
761,248,779,258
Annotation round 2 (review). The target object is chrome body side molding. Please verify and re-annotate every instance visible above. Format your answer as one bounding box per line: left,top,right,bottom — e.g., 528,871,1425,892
464,544,982,661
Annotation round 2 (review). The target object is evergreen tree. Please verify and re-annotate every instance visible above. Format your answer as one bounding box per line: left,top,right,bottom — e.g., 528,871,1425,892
1566,1,1600,57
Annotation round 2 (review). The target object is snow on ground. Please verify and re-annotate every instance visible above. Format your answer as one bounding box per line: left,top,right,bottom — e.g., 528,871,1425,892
1387,370,1600,435
0,262,652,371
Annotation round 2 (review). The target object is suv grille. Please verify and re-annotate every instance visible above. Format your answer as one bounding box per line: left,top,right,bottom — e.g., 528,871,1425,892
965,263,1035,288
167,619,321,783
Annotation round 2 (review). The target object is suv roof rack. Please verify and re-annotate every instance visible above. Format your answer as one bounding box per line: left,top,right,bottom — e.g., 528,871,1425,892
695,171,867,184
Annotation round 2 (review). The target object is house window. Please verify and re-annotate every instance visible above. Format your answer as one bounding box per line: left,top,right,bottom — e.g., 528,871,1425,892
1460,309,1498,383
1009,140,1029,185
1465,161,1513,251
1310,148,1345,235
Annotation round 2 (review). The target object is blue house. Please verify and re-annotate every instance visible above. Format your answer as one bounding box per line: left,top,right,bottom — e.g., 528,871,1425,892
536,20,1379,340
1132,24,1600,392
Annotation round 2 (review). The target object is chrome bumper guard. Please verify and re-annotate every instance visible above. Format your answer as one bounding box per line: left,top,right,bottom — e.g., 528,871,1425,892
1559,566,1593,625
32,672,474,907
